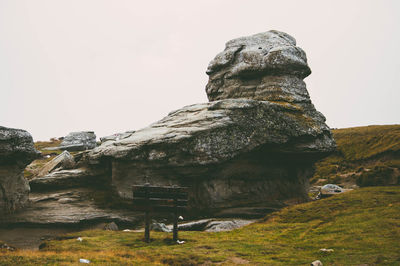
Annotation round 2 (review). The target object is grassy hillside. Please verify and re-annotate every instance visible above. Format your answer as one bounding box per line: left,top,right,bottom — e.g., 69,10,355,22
312,125,400,187
1,186,399,265
334,125,400,160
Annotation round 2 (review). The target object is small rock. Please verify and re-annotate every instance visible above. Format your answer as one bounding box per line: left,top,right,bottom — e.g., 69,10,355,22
0,243,16,251
321,184,342,193
311,260,323,266
151,222,172,232
169,219,213,231
104,222,119,231
79,258,90,264
319,184,352,198
319,248,334,253
205,220,255,232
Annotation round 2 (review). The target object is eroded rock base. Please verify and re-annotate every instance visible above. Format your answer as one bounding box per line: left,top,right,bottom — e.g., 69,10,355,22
111,152,313,217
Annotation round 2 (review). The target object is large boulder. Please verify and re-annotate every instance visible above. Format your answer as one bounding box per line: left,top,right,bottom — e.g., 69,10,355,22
0,126,40,213
86,30,336,216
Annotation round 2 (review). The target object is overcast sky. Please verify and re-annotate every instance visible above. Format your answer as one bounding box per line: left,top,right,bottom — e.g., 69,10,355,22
1,0,399,141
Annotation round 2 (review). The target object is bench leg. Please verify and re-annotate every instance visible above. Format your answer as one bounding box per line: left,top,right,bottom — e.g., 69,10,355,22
173,212,178,241
145,210,150,243
173,205,178,242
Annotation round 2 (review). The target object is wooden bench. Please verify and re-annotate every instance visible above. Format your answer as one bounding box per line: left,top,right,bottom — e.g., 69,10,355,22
132,184,188,243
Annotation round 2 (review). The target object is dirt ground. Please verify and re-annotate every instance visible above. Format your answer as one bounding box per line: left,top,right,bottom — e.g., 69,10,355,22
0,228,76,250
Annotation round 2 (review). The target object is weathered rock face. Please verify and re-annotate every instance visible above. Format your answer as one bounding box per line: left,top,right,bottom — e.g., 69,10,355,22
0,188,140,227
1,165,140,227
100,131,135,144
0,126,40,213
30,167,102,191
48,131,97,151
206,30,311,103
89,100,334,215
86,30,336,217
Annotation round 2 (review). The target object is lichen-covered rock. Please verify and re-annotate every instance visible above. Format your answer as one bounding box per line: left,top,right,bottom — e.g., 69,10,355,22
0,126,40,212
46,131,97,151
206,30,311,103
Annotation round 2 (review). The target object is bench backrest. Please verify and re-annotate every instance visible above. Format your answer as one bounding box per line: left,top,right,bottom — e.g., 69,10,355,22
132,185,189,212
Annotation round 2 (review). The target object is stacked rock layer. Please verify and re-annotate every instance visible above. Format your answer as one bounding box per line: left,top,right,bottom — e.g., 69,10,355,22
206,30,311,103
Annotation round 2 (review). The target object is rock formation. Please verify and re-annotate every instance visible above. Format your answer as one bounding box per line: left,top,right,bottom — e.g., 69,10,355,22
0,31,335,225
45,131,97,151
86,30,336,217
0,126,40,213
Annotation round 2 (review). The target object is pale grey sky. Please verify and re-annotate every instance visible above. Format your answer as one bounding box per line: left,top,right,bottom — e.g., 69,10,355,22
1,0,399,141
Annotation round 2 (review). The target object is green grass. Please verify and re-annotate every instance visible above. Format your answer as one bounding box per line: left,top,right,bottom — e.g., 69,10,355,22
34,139,63,155
1,186,399,265
312,125,400,186
333,125,400,161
